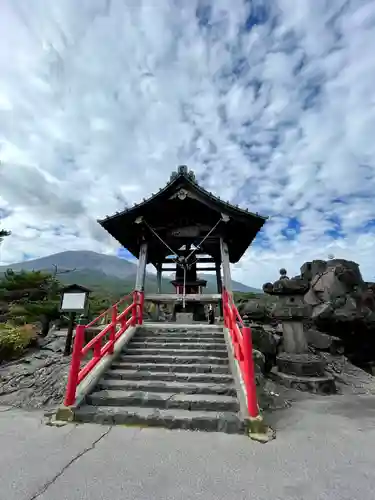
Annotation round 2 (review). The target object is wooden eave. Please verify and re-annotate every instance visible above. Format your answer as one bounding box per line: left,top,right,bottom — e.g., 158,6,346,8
98,167,268,264
99,169,267,226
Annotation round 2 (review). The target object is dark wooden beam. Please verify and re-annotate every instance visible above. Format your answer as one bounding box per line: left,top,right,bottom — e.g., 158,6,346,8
144,293,221,303
161,257,215,264
161,266,216,272
197,257,216,263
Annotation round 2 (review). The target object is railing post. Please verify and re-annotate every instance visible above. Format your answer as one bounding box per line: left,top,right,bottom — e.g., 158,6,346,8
120,304,126,331
108,304,117,354
242,326,259,418
64,317,85,406
93,339,101,359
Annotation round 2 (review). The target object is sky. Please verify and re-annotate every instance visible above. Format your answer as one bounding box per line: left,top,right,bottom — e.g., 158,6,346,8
1,0,375,288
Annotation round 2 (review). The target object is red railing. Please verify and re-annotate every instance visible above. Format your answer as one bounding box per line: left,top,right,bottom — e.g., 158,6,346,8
64,290,144,406
222,289,259,418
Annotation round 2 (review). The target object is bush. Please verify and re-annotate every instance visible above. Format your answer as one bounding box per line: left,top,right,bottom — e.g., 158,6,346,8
7,300,60,325
0,323,38,361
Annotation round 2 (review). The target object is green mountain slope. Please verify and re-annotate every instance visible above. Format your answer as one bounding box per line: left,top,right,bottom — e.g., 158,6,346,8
0,250,261,296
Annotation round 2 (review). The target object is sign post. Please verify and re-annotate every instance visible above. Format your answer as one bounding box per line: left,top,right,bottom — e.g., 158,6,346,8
60,284,91,356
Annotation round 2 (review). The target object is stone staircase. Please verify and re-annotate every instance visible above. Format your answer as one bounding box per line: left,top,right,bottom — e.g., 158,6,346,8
74,325,245,434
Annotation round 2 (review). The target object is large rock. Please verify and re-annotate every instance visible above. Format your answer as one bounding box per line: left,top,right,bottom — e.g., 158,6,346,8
301,259,375,366
237,300,269,321
0,329,70,409
252,349,266,388
306,329,339,350
253,348,266,374
251,326,277,356
303,259,375,326
320,352,375,395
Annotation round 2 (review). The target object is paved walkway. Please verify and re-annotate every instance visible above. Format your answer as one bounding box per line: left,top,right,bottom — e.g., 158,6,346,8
1,394,375,500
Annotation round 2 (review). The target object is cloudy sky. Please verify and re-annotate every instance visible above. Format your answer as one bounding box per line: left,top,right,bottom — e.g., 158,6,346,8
1,0,375,288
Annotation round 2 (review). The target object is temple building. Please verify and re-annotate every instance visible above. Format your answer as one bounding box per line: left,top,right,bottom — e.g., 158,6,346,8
98,165,267,322
60,165,271,437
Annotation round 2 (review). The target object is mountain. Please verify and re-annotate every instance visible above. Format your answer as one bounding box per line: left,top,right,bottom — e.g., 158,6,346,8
0,250,260,296
0,250,137,278
231,280,261,293
199,274,262,294
0,251,169,297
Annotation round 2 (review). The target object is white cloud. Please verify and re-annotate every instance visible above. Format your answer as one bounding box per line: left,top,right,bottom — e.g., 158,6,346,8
1,0,375,287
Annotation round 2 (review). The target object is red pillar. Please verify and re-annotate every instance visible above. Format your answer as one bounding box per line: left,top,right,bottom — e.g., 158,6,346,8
64,323,85,406
242,326,259,418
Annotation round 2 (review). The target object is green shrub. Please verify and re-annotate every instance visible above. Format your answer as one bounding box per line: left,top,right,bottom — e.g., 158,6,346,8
0,323,37,361
7,303,28,320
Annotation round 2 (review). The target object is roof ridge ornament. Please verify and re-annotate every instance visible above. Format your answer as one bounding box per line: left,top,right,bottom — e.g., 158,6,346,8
170,165,196,182
178,165,188,175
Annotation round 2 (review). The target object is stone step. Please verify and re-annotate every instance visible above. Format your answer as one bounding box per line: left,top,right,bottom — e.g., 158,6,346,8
132,336,226,344
137,331,225,340
123,348,229,358
110,362,230,374
87,390,239,412
116,354,229,365
129,341,226,350
97,378,237,396
104,369,234,383
142,326,224,333
74,405,245,434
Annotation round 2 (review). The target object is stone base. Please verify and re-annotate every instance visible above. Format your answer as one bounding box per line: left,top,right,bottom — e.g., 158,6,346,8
173,303,206,322
55,406,75,422
245,415,276,443
175,312,194,324
270,367,336,395
276,352,326,377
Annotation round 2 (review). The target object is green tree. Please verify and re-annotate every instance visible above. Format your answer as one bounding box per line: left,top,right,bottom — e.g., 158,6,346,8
0,228,11,243
0,269,62,325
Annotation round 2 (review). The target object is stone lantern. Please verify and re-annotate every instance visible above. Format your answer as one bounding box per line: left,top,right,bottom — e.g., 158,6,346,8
263,269,336,394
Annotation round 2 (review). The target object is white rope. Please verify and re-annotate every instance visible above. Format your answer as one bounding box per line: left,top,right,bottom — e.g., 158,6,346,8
142,216,224,304
182,266,187,309
142,220,178,259
142,219,189,302
185,218,223,262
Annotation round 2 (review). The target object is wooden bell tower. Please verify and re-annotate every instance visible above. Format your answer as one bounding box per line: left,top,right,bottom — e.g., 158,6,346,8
98,166,268,323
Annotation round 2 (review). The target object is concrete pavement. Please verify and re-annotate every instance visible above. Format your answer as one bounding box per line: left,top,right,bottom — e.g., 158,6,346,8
1,394,375,500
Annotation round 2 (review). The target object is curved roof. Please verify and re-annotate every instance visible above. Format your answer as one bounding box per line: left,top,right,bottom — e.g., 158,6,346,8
98,165,268,265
